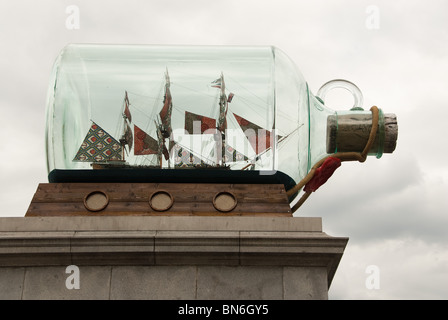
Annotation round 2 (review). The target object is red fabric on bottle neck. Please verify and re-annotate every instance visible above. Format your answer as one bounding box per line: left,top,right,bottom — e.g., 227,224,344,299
304,157,342,192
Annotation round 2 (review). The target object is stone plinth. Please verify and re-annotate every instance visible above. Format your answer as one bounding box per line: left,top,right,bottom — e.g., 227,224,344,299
0,216,348,300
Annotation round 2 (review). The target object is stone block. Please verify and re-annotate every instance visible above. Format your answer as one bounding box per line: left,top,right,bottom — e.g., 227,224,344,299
197,266,283,300
22,266,111,300
0,267,25,299
283,267,328,300
110,266,196,299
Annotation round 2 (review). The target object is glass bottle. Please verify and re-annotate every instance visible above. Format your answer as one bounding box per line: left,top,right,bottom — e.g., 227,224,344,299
45,44,396,202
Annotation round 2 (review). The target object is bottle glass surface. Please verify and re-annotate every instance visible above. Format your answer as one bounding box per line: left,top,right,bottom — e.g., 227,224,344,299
45,44,367,201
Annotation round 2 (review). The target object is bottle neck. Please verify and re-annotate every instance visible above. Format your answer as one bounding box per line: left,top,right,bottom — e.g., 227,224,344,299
308,93,397,172
327,108,398,159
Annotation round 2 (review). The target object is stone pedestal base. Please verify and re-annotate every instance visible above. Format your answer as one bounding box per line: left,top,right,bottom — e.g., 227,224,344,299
0,216,348,300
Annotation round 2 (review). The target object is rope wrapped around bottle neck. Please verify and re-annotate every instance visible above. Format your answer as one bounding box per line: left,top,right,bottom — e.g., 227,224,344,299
288,106,380,213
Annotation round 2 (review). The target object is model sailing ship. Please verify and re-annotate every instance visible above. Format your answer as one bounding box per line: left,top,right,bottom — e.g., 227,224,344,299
73,69,282,172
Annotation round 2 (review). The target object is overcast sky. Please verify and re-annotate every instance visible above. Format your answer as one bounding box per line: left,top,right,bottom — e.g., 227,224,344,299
0,0,447,300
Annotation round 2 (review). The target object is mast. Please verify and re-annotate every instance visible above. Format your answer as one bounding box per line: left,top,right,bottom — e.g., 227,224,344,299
212,73,228,166
132,71,171,168
155,120,164,168
119,91,133,161
159,69,173,137
158,69,173,168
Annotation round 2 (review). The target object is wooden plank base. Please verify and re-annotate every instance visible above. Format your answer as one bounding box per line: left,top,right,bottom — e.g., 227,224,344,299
25,183,292,217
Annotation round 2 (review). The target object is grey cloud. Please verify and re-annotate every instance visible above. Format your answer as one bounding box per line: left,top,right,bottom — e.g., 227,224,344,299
1,0,447,300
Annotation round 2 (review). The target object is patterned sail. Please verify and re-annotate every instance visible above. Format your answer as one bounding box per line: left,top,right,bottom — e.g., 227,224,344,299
134,125,169,160
73,122,122,162
224,144,248,163
173,144,208,168
184,111,217,134
119,91,133,154
233,113,273,154
159,71,173,139
123,121,133,151
134,125,159,155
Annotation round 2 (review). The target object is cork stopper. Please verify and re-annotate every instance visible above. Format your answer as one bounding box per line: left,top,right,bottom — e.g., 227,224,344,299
326,112,398,156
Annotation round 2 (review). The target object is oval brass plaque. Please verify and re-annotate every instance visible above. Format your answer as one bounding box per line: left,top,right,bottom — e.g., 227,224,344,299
84,191,109,212
149,191,174,212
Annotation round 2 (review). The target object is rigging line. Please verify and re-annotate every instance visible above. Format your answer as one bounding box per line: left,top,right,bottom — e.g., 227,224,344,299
126,92,162,111
134,153,149,166
223,78,300,126
278,124,303,142
126,80,164,104
171,106,185,120
226,75,268,105
114,115,122,142
226,93,277,128
174,140,217,165
230,93,302,128
145,83,164,132
115,98,130,142
172,82,218,99
172,103,214,119
171,70,222,89
243,124,303,163
127,90,162,133
275,131,297,152
225,112,257,156
225,110,286,158
228,161,250,169
234,94,298,126
138,154,157,166
276,108,301,121
126,90,161,100
135,150,152,166
229,102,268,128
196,140,218,165
114,94,127,139
128,103,154,122
226,103,287,140
170,68,221,81
233,94,268,111
211,90,219,118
